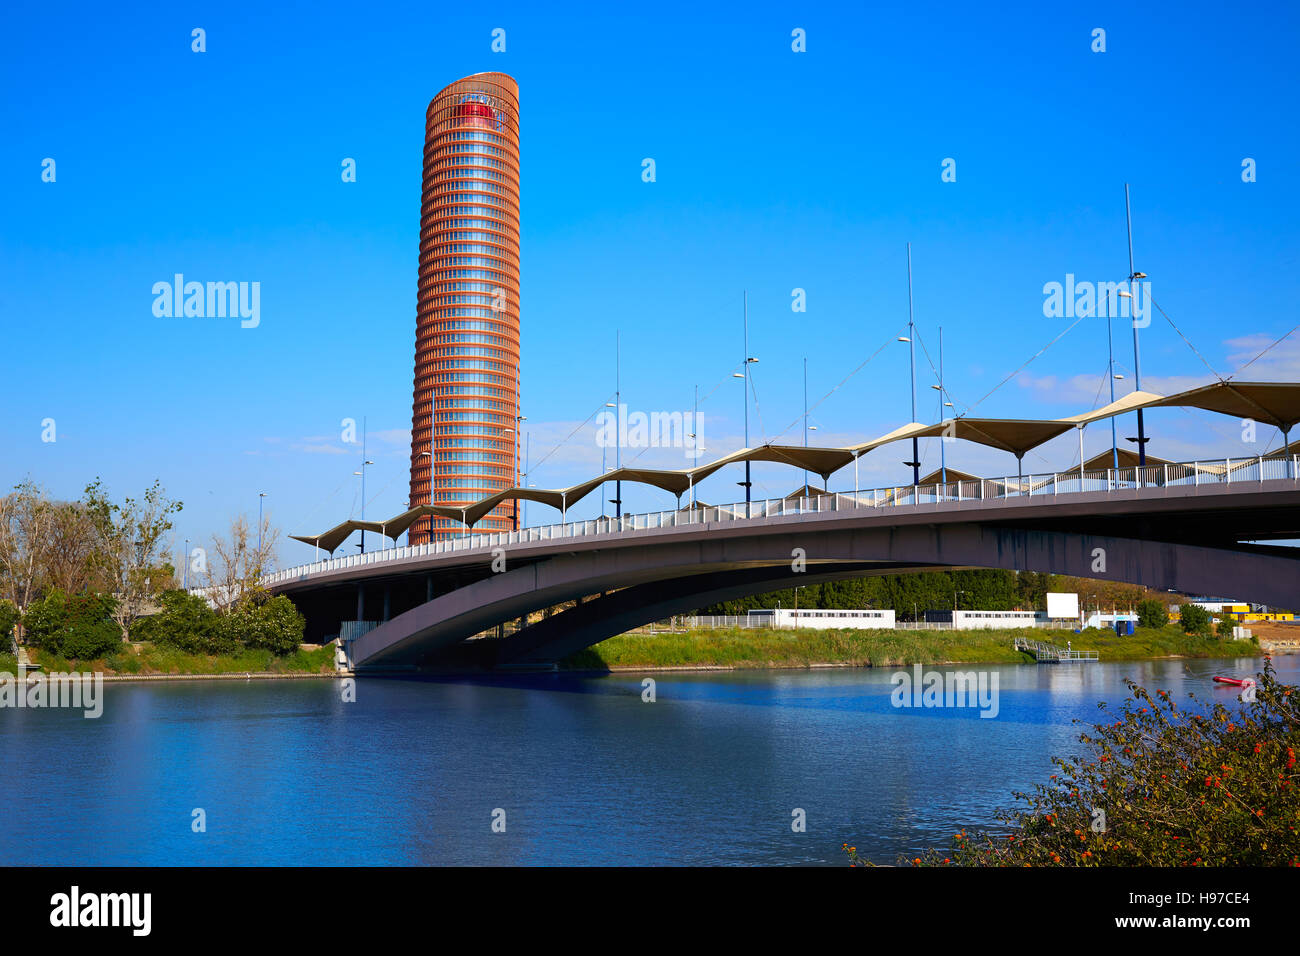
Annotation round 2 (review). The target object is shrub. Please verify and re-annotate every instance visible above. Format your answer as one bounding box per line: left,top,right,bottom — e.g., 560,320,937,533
23,589,120,660
218,595,305,656
1136,599,1168,630
846,658,1299,867
1178,603,1213,636
136,590,234,654
1216,616,1237,640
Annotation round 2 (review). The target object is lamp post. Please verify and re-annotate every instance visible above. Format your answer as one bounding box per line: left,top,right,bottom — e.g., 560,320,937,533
522,431,530,529
803,357,809,492
614,331,622,519
354,448,374,554
1123,183,1149,465
736,293,758,505
902,243,920,486
508,416,525,531
415,451,431,544
1105,289,1119,470
182,538,189,590
601,408,613,518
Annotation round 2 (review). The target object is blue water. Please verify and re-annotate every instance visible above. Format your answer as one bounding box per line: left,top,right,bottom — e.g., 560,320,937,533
1,655,1290,866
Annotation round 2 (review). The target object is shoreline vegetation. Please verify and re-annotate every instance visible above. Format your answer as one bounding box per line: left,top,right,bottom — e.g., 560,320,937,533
0,625,1269,680
2,644,335,679
559,625,1262,671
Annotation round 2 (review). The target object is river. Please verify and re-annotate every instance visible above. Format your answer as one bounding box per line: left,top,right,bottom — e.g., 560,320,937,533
1,655,1291,865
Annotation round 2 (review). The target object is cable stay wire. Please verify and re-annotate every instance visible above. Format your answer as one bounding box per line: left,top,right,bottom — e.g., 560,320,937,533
624,361,747,468
965,312,1089,415
1228,323,1298,379
769,321,910,443
1147,294,1224,382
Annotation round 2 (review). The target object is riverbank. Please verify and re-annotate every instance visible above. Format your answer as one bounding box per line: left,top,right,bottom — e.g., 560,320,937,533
1,626,1264,679
3,643,336,678
559,625,1262,671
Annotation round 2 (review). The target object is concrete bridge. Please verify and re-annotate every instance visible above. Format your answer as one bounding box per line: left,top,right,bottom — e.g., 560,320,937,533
262,457,1300,672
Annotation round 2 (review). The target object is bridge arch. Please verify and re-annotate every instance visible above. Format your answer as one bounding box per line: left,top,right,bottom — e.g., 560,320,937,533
349,519,1298,670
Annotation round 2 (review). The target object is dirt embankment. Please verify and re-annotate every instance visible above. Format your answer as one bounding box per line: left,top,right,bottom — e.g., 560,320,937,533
1249,621,1300,652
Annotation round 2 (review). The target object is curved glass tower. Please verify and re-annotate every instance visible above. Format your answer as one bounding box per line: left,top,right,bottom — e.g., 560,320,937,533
410,73,521,543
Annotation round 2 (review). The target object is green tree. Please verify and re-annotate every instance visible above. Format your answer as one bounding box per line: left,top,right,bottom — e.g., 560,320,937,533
1136,599,1168,630
1179,603,1213,636
22,589,119,660
0,599,18,652
135,589,232,654
1216,616,1237,640
83,478,182,642
217,594,305,656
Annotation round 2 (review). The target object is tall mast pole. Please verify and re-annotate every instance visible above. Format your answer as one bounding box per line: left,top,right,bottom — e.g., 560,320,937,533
1107,294,1118,470
803,357,809,491
615,330,622,518
743,292,751,505
360,416,366,553
1125,183,1147,466
907,243,919,487
938,326,946,485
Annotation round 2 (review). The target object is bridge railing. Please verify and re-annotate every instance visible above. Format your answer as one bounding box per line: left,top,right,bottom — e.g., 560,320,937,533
261,454,1298,587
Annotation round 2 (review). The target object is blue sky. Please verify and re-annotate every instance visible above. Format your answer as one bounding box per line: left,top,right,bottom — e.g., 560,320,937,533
3,1,1298,564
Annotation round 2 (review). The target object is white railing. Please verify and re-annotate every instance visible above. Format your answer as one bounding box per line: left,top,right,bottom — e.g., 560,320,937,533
261,454,1299,587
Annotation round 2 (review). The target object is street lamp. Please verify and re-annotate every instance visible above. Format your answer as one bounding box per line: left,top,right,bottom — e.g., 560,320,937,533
1123,184,1149,465
902,243,919,486
602,401,616,519
513,415,526,530
183,537,189,590
739,293,759,506
614,333,623,519
415,451,431,544
353,459,374,553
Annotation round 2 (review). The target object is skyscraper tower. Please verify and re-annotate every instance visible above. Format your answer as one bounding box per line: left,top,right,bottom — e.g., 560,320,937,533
409,73,521,543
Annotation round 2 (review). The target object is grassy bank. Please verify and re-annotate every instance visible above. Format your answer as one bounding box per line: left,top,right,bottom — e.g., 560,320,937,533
24,643,335,677
560,625,1261,671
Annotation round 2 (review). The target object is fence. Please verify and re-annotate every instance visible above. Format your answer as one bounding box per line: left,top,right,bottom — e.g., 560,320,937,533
261,454,1299,586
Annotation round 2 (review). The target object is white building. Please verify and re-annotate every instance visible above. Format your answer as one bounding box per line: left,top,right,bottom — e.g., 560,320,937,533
925,609,1038,629
749,608,896,630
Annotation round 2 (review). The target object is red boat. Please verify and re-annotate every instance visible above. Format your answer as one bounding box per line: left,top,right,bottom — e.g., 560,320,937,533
1213,676,1252,687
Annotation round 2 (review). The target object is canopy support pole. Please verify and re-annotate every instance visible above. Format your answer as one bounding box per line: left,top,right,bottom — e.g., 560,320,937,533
1078,425,1085,481
561,491,567,523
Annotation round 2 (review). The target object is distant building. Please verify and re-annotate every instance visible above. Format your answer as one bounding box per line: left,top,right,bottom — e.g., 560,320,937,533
749,608,895,629
409,72,521,543
924,610,1038,629
1083,611,1138,629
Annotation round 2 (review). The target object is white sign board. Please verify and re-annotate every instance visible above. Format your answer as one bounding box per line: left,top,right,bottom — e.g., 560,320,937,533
1046,592,1080,620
